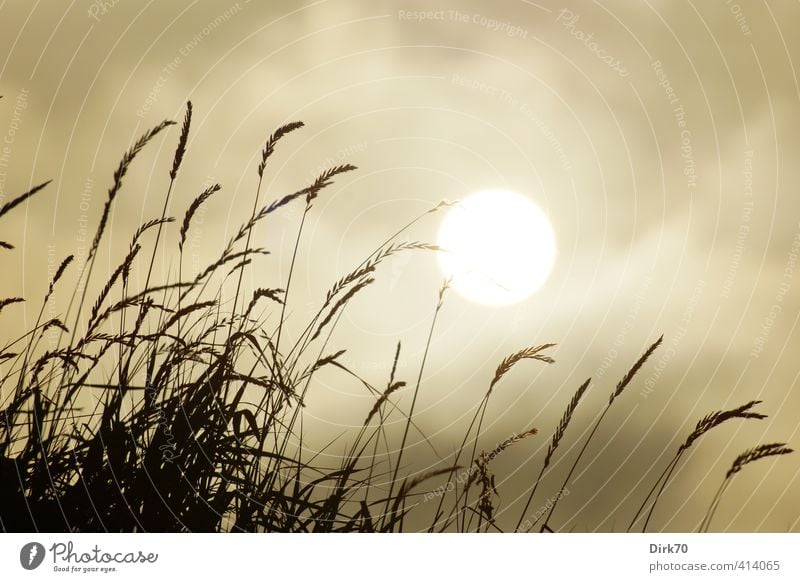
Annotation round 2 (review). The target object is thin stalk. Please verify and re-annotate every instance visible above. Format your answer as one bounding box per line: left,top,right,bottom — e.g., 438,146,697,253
383,281,448,526
539,404,611,531
699,477,730,532
626,452,682,532
541,336,662,532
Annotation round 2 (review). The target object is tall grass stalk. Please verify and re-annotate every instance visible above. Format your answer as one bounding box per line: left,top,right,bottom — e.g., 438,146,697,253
539,336,663,532
628,400,767,532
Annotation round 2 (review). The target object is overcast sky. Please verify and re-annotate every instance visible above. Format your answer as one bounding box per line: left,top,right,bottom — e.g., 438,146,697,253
1,0,799,531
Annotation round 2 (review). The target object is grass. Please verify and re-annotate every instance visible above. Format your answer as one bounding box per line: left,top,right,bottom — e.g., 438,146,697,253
0,103,794,532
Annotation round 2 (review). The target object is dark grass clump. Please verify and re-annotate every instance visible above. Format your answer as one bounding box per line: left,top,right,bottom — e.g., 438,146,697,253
0,104,793,532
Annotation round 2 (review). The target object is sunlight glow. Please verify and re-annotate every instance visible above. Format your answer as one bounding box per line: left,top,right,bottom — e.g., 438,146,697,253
437,189,556,305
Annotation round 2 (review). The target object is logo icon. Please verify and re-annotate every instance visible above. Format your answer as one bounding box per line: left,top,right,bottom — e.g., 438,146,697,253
20,542,46,570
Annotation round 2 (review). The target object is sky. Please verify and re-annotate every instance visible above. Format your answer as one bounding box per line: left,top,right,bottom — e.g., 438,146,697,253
1,0,799,531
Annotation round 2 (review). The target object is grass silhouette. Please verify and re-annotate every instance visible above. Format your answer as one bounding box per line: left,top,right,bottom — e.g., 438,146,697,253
0,103,793,532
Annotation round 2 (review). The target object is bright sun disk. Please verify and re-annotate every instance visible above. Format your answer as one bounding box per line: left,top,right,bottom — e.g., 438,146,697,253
437,189,556,305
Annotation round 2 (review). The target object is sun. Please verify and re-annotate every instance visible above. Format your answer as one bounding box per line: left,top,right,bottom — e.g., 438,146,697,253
437,189,556,305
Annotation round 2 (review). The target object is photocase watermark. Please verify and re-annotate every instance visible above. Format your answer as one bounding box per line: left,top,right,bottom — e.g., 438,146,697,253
725,0,752,37
422,431,528,502
46,244,60,348
641,279,706,398
48,541,157,574
19,542,46,570
0,87,30,202
750,223,800,359
555,9,629,77
137,2,247,117
144,376,179,462
450,73,572,171
74,176,94,302
306,140,368,189
652,60,697,191
596,274,653,378
87,0,122,22
516,488,570,532
721,149,754,299
178,2,248,58
188,175,216,277
397,9,529,39
20,540,158,573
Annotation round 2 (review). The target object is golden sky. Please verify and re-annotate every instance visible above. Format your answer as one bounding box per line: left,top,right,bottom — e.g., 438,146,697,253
1,0,799,531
